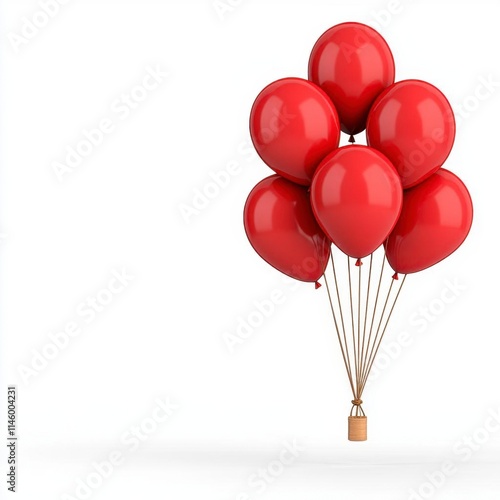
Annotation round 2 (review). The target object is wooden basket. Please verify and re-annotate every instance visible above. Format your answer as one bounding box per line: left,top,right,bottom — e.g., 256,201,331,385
348,416,367,441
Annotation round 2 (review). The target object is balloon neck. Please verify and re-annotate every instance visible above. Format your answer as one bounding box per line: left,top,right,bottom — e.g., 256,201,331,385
392,272,399,280
355,258,362,267
348,135,355,143
315,281,322,289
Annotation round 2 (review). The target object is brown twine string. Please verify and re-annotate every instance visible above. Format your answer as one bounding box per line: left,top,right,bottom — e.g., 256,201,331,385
346,256,359,397
360,275,407,393
323,250,407,418
359,254,373,391
330,254,354,388
359,254,385,389
350,398,365,417
356,259,362,396
359,272,395,387
324,271,356,398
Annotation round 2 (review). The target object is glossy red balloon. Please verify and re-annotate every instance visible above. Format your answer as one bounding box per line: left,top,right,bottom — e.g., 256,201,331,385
366,79,456,189
250,77,341,185
311,145,402,259
308,22,395,136
385,169,473,274
244,175,331,282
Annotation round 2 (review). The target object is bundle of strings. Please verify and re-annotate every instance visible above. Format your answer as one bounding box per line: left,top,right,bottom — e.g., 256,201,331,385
323,248,407,420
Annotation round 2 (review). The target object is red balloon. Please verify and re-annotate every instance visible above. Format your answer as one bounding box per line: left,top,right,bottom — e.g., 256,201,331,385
250,77,340,185
366,79,456,189
308,22,395,136
385,169,473,274
311,145,402,259
244,175,331,282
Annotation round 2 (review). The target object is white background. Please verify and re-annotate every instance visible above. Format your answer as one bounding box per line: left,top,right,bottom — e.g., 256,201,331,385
1,0,499,499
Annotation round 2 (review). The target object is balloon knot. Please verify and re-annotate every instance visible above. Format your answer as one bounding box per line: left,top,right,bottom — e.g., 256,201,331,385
355,258,362,267
348,135,355,143
315,281,321,289
392,272,399,280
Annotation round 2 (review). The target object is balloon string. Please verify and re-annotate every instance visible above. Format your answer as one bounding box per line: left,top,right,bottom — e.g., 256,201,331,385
324,249,406,415
330,253,353,389
358,254,385,392
359,253,373,394
347,256,359,397
360,274,407,394
350,398,365,417
361,273,395,390
324,271,356,398
356,258,362,394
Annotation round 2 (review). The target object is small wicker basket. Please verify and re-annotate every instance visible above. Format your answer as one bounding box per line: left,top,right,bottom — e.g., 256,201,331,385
348,416,367,441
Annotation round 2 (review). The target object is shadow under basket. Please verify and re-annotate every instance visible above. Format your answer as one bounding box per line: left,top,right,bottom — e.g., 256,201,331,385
348,416,367,441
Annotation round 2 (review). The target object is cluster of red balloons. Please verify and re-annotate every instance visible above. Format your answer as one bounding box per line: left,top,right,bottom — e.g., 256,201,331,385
244,22,473,284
